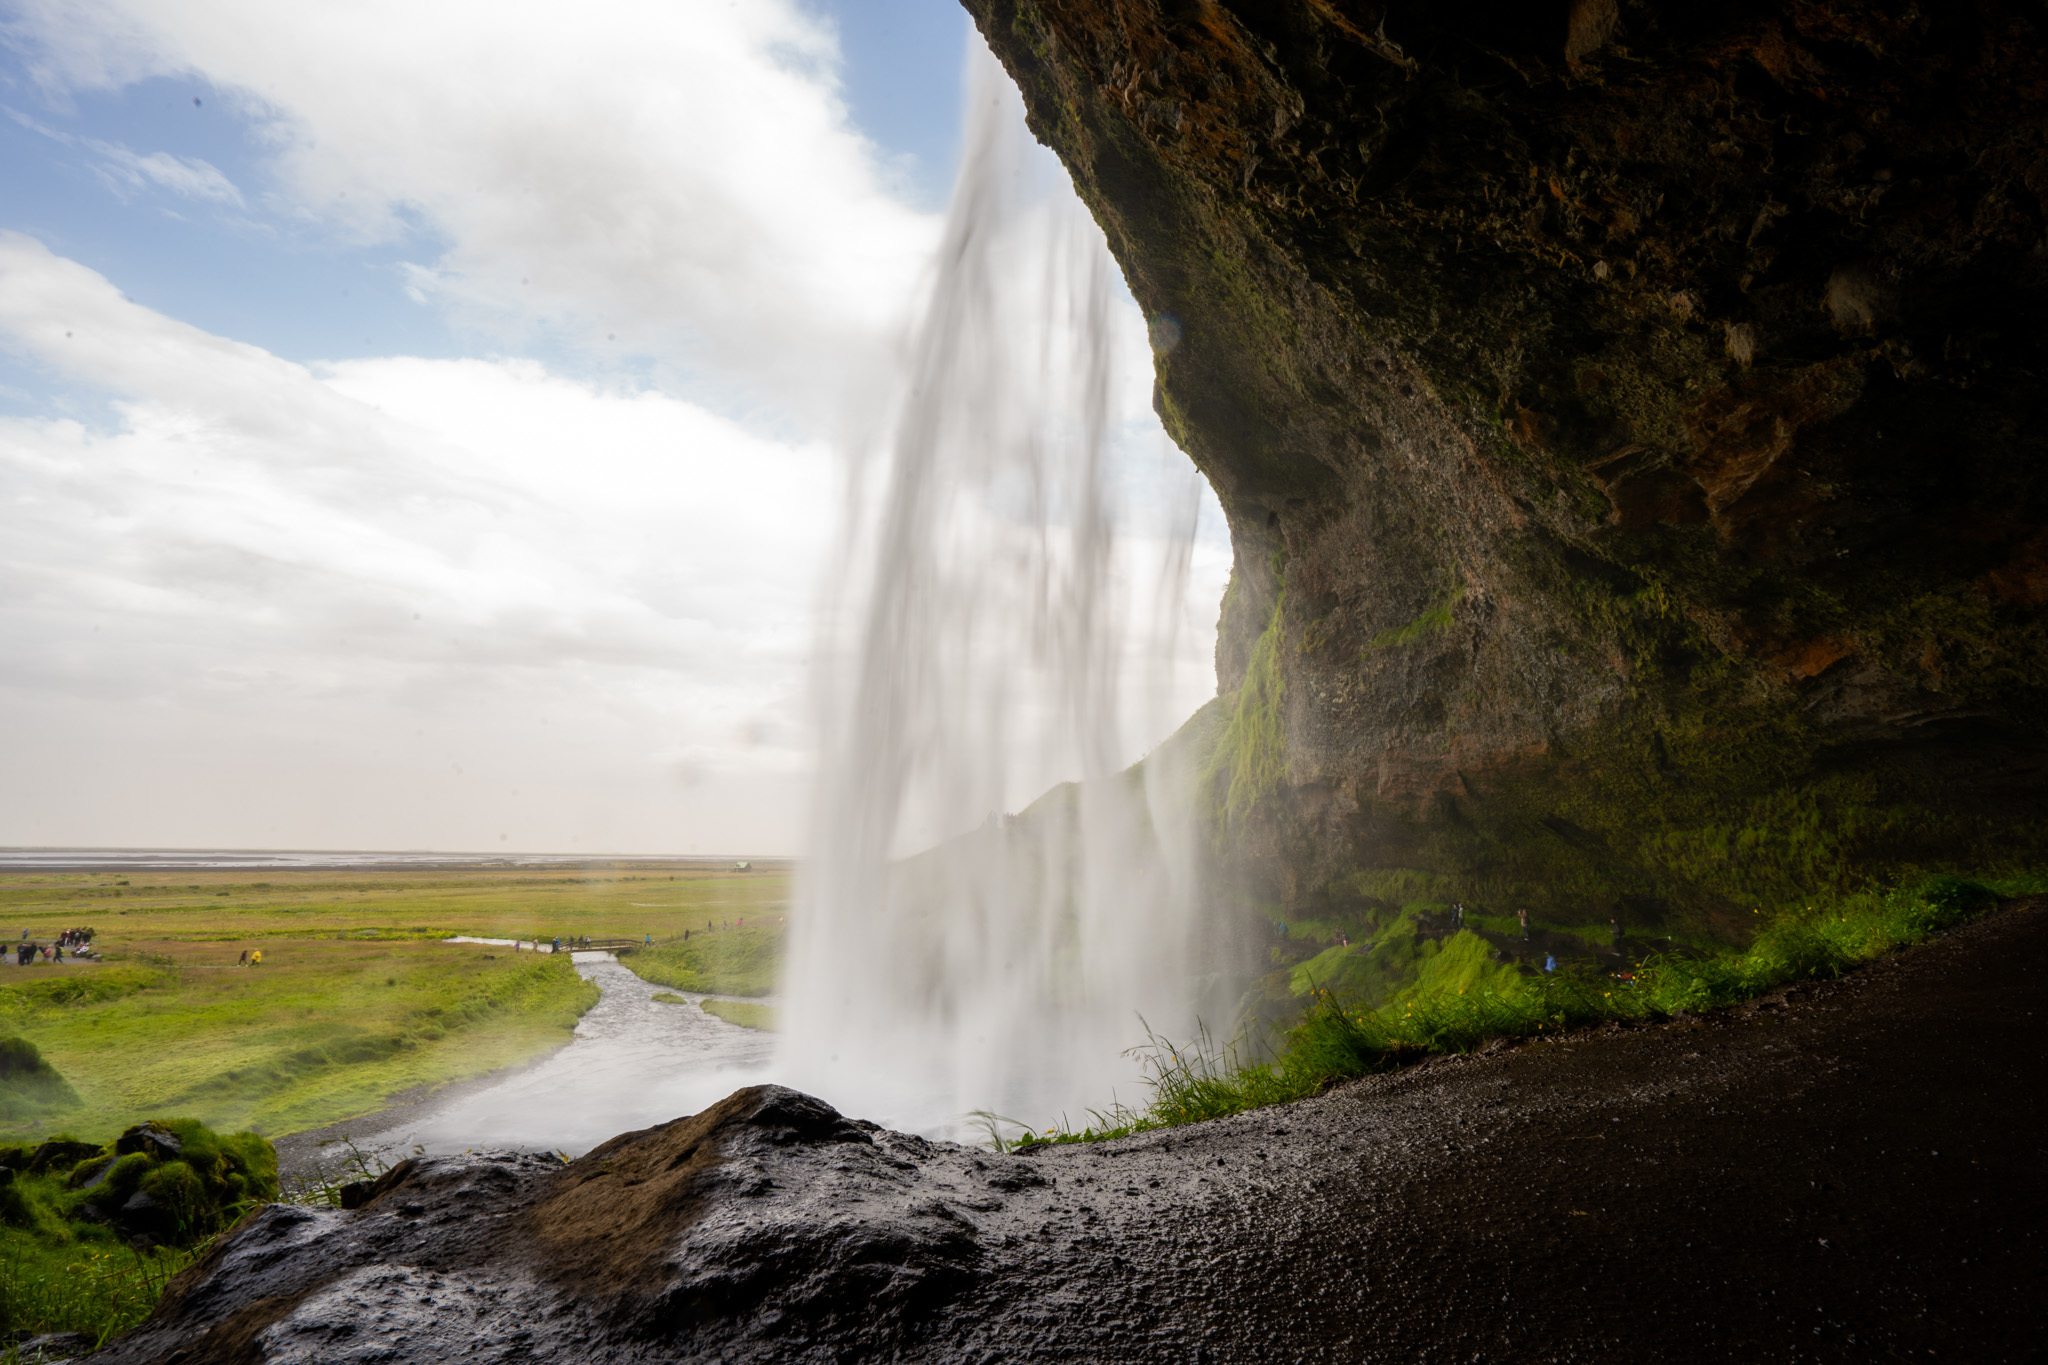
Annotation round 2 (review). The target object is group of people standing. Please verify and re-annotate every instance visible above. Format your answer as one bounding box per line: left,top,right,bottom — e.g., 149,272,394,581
12,926,93,966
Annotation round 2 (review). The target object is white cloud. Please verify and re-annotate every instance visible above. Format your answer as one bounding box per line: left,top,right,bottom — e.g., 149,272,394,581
6,105,245,207
0,9,1231,855
4,0,939,412
0,232,832,851
92,141,243,205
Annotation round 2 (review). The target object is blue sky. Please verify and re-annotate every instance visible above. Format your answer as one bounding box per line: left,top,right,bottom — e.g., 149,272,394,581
0,2,967,404
0,0,1222,854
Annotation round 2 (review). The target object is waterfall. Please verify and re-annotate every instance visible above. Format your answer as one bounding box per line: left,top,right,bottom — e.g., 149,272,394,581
773,39,1224,1137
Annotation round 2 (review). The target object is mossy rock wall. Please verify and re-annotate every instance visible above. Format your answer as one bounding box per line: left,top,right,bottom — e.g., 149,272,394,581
967,0,2048,936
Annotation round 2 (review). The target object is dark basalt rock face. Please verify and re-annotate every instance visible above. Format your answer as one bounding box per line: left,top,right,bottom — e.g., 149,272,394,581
964,0,2048,930
91,1087,1043,1364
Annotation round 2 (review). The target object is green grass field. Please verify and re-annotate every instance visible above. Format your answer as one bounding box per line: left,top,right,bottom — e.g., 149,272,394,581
0,861,790,1145
616,919,783,997
700,997,776,1030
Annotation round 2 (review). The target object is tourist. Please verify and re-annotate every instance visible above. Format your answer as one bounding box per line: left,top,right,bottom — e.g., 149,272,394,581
1517,908,1530,941
644,932,653,947
249,949,263,966
51,942,62,964
1609,916,1623,954
1544,953,1557,974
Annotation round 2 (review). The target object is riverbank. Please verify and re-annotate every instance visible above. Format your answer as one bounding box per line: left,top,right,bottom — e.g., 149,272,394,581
278,951,774,1182
93,896,2048,1361
614,919,784,997
0,862,787,1145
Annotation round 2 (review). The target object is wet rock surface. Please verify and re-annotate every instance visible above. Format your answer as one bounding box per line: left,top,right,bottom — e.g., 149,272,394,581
95,902,2048,1362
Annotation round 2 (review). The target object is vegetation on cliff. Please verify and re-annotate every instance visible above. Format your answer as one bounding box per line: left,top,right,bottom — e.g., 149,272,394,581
1204,587,1289,824
994,876,2023,1145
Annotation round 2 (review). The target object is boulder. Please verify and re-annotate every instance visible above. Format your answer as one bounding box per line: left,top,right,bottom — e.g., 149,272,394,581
88,1086,1046,1364
113,1124,183,1163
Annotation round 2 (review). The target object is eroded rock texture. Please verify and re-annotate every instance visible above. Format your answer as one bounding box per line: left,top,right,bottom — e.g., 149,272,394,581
965,0,2048,931
89,1087,1040,1364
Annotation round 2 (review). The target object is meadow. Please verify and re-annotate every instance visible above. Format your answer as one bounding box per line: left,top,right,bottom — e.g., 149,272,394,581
616,919,784,998
0,861,790,1146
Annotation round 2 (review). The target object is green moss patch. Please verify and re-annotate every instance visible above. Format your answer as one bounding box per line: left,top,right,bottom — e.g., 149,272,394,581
1205,588,1289,824
1366,582,1464,651
0,1118,277,1346
996,876,2016,1147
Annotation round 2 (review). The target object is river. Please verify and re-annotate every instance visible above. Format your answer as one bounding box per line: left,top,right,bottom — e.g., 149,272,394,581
334,942,774,1164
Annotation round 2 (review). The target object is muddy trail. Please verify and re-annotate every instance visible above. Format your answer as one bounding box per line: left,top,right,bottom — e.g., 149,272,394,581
95,901,2046,1363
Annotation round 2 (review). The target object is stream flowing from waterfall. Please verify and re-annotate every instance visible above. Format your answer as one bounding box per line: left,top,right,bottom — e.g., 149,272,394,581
775,42,1230,1138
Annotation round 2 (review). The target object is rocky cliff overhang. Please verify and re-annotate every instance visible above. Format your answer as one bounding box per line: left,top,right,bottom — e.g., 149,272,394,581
965,0,2048,922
